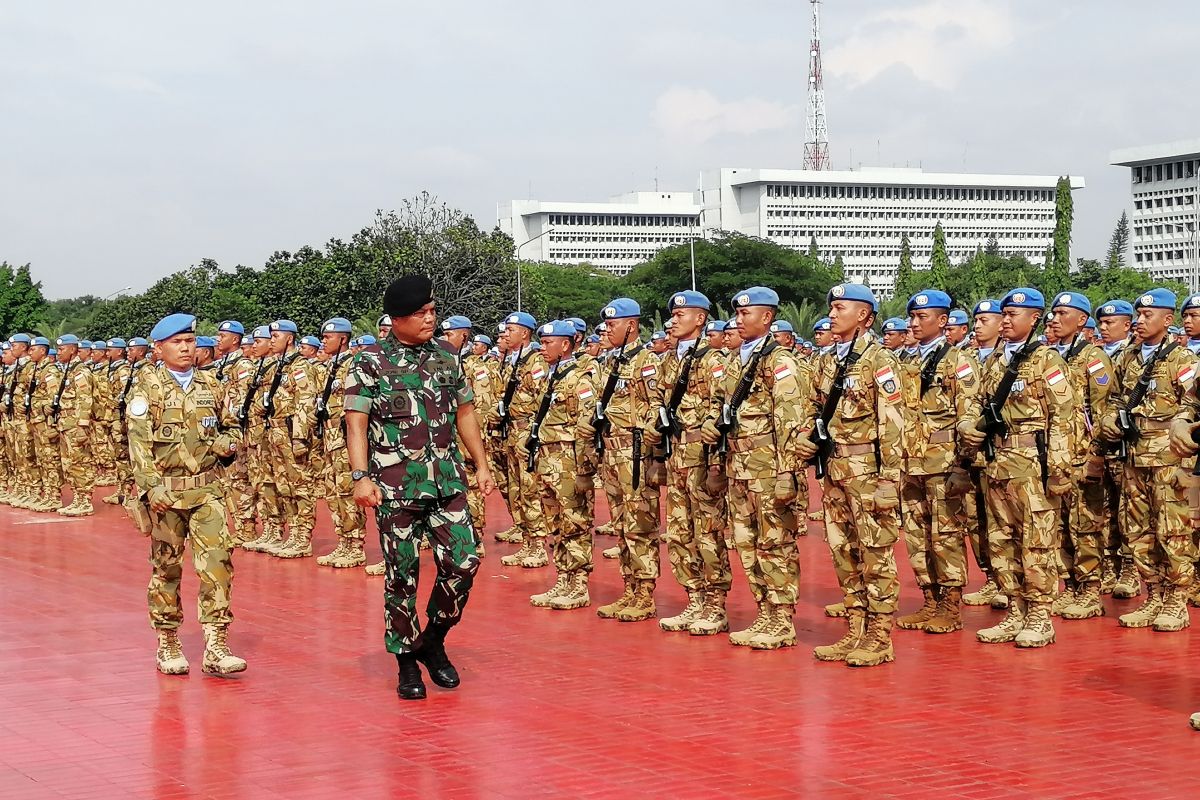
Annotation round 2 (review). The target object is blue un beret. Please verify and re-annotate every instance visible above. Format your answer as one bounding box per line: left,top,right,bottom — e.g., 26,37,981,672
504,311,537,330
567,317,587,334
358,334,378,346
241,335,254,346
80,340,93,350
974,299,1002,316
129,337,150,347
601,298,640,319
252,326,270,340
1169,325,1184,335
538,320,577,339
56,334,80,346
828,283,878,312
1182,294,1200,312
703,321,723,335
1133,288,1176,311
722,320,738,332
106,338,127,349
585,334,600,344
9,333,32,344
1084,317,1097,330
948,309,970,326
813,317,832,332
48,348,57,356
31,336,50,347
218,320,245,335
299,335,320,349
650,331,667,342
669,290,712,311
1000,287,1046,310
150,313,197,343
907,290,952,313
1052,291,1092,315
770,320,795,334
196,336,217,349
473,334,494,347
441,315,472,332
1097,300,1134,318
270,320,298,335
881,317,908,334
322,317,353,334
732,286,779,309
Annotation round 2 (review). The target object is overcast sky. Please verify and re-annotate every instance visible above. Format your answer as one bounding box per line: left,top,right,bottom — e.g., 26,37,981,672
2,1,1195,299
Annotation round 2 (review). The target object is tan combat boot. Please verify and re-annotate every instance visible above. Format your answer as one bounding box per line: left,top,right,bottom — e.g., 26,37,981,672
500,541,535,566
814,608,867,661
824,601,848,618
71,495,94,517
846,613,895,667
896,588,939,630
155,630,190,675
1112,561,1141,599
688,590,729,635
318,538,366,568
494,525,522,543
1151,587,1190,632
1050,585,1077,617
277,529,313,558
244,524,282,553
1014,603,1056,647
56,496,80,516
596,580,635,619
267,529,301,557
594,522,615,537
102,492,123,506
365,561,385,576
963,578,1002,606
1118,585,1163,628
659,591,704,632
615,580,656,622
519,542,549,568
1100,558,1118,595
530,573,571,607
316,539,348,566
201,624,247,675
1061,582,1105,620
924,587,963,634
549,571,591,610
601,545,620,560
729,603,771,646
749,603,797,650
977,597,1027,643
1190,583,1200,609
36,491,59,512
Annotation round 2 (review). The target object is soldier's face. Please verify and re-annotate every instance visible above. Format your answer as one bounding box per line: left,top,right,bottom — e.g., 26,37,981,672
670,307,706,340
130,346,148,361
217,331,241,353
908,309,947,343
106,347,122,360
604,319,635,349
378,325,391,339
828,300,871,337
30,346,46,362
735,306,772,340
299,344,317,358
586,342,601,356
723,328,742,348
59,345,78,362
253,339,269,356
882,331,905,350
160,333,196,371
973,314,1002,344
322,332,349,355
1183,309,1200,338
269,331,293,354
1048,307,1087,340
195,348,214,366
706,331,724,349
1135,307,1172,341
773,332,795,349
1000,308,1040,341
443,329,468,350
10,343,27,358
945,324,967,344
472,342,488,356
541,336,572,363
392,302,437,344
2,351,13,365
812,330,831,347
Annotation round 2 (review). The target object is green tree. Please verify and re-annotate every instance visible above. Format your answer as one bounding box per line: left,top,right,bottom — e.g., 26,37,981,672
1044,175,1074,294
894,232,916,299
1106,210,1129,270
929,222,950,289
0,262,48,335
524,262,620,323
808,236,820,259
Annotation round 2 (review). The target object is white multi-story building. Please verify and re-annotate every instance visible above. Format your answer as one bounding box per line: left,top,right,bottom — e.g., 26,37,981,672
498,192,701,277
700,167,1084,296
1110,139,1200,290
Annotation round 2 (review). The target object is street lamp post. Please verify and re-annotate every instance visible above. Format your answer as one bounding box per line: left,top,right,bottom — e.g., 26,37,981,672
103,286,133,302
514,228,554,313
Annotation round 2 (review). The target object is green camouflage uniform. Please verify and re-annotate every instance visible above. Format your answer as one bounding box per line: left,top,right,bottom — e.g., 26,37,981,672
344,335,480,655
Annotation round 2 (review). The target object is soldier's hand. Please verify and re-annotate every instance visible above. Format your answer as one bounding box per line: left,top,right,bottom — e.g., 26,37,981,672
575,473,595,495
1047,473,1073,497
773,473,798,504
148,486,173,514
795,434,819,460
874,480,899,511
578,421,596,441
945,467,972,498
1099,414,1122,442
700,419,721,445
957,419,987,447
291,438,309,458
353,476,382,508
1169,418,1200,457
476,465,496,496
641,425,662,445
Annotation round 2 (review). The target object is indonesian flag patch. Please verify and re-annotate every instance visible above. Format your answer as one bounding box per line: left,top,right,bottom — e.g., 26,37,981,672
1086,358,1104,375
475,369,489,382
1179,364,1196,384
531,366,546,381
773,363,793,381
578,386,594,401
711,363,725,380
640,365,657,379
955,361,974,380
875,366,900,401
1046,368,1065,387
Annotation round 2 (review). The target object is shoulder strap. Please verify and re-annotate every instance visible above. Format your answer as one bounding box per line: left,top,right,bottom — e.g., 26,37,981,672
919,341,953,395
665,345,709,415
728,339,779,419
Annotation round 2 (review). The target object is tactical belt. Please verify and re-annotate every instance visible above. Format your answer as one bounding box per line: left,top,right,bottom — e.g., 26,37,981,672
1138,419,1172,432
603,432,635,449
833,442,875,457
162,470,218,491
681,430,707,444
538,441,574,453
997,433,1039,450
728,433,775,453
927,429,955,445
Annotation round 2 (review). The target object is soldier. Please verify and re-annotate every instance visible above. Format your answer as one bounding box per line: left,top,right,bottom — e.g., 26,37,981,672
88,341,116,486
210,322,259,546
1046,292,1115,620
772,318,812,534
799,284,905,666
1105,288,1196,632
648,331,669,356
812,318,834,355
4,335,34,509
958,288,1075,648
526,320,597,610
242,326,288,554
584,334,603,359
581,297,663,621
376,314,392,340
1094,300,1138,598
195,337,216,368
49,335,96,516
946,309,970,347
1183,294,1200,355
298,335,320,361
0,343,14,503
894,290,980,634
126,314,244,676
703,320,724,351
440,315,490,556
960,299,1009,610
345,274,494,701
488,325,518,545
495,311,551,568
29,337,63,512
881,318,908,352
654,291,733,634
722,319,742,352
770,319,796,351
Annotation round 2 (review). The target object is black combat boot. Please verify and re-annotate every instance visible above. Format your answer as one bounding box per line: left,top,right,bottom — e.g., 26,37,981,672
396,653,426,700
415,621,460,689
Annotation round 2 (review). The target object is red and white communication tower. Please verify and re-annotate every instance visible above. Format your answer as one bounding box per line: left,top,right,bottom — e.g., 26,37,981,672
803,0,831,171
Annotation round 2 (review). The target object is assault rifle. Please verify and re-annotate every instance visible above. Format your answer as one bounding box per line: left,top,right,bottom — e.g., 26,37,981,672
808,332,860,479
976,321,1043,462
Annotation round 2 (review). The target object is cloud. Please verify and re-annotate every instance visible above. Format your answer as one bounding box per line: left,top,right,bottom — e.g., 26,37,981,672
826,0,1014,90
652,86,799,145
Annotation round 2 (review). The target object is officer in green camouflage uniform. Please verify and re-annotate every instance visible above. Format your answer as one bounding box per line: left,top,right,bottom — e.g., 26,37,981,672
895,290,980,635
128,313,245,677
1105,288,1197,632
800,284,905,667
345,274,494,701
1046,292,1115,620
959,288,1075,648
526,320,597,610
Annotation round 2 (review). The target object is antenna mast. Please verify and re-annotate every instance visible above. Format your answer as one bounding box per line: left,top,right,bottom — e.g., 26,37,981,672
803,0,830,170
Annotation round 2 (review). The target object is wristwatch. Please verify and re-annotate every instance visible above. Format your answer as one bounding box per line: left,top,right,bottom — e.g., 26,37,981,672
352,470,369,481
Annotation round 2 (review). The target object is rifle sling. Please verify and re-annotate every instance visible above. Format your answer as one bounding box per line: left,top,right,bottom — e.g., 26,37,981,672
597,344,646,416
53,362,76,416
919,341,952,395
530,363,577,435
728,339,779,422
665,345,708,418
987,341,1042,418
817,338,863,429
1125,341,1178,413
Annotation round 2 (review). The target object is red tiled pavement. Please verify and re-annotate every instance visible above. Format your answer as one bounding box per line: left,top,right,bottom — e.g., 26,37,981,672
1,483,1198,800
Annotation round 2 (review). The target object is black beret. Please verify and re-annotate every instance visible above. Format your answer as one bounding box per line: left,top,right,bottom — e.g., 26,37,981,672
383,274,434,319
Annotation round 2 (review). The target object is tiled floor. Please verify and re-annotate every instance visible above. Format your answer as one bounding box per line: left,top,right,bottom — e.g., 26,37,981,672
1,484,1198,800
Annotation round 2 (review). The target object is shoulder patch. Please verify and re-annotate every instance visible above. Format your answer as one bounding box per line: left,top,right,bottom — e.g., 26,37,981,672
640,364,657,379
711,363,725,379
1178,364,1196,384
1086,357,1104,375
773,363,793,381
874,365,901,401
578,385,594,401
1046,367,1065,387
128,396,149,418
531,365,546,382
955,361,974,380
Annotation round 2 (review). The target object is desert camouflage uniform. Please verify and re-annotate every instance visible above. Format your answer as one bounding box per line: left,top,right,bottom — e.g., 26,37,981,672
109,358,143,502
5,358,34,506
212,350,258,544
52,356,96,512
1101,339,1135,595
31,359,63,507
89,359,116,482
498,345,551,564
959,343,998,596
462,352,497,545
315,351,367,562
344,336,480,655
261,350,318,556
243,355,284,550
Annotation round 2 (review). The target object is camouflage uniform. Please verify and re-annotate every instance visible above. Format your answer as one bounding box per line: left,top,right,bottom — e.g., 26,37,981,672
896,338,980,632
31,359,63,509
713,337,807,648
109,358,143,503
4,357,34,507
655,342,731,634
965,344,1075,645
808,335,906,666
593,340,662,620
315,351,368,566
52,357,96,514
498,345,551,566
960,343,1002,605
212,350,259,545
462,352,497,548
344,336,480,655
261,350,318,557
243,356,285,551
89,359,116,483
1114,342,1197,630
